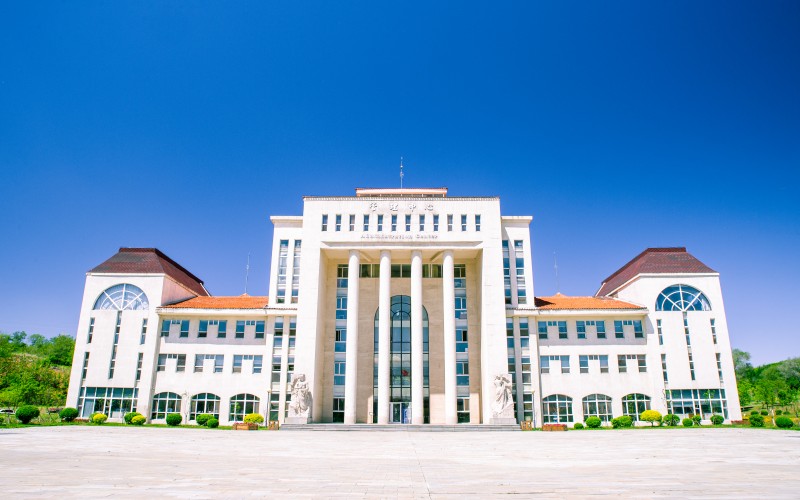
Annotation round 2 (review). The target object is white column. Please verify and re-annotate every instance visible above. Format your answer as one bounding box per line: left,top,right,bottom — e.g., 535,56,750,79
411,251,424,424
377,250,391,424
442,250,457,425
344,251,360,424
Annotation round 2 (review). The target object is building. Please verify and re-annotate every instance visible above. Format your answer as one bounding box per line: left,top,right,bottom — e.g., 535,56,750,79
66,187,742,426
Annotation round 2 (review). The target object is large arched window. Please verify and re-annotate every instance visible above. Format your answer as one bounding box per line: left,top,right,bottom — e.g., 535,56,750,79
656,284,710,312
151,392,182,420
190,393,220,420
622,393,651,421
582,394,613,422
229,394,260,422
542,394,573,423
93,284,149,311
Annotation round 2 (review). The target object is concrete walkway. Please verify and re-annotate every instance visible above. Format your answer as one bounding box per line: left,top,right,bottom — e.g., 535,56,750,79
1,426,798,498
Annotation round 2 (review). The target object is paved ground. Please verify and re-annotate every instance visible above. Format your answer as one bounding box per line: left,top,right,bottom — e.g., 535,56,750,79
1,426,799,498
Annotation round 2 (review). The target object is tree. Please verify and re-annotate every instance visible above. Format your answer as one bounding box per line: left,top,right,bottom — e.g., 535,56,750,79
778,357,800,390
733,349,753,381
47,335,75,366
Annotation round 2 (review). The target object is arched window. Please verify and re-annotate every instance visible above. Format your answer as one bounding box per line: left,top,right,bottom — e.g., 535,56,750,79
93,284,149,311
582,394,613,422
229,394,260,422
622,393,651,420
190,393,220,420
656,285,711,312
151,392,182,420
542,394,573,423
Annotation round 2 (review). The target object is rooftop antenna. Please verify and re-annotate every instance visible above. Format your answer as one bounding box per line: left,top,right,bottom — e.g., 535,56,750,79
399,157,404,188
244,252,251,295
553,252,560,294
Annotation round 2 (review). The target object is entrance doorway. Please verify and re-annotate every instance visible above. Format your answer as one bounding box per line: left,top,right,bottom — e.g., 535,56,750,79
391,402,411,424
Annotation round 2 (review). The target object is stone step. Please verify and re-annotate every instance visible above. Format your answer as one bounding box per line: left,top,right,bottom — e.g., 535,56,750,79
280,423,520,432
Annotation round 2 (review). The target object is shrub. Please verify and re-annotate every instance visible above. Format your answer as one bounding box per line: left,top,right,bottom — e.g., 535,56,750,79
124,412,142,425
775,410,783,416
195,413,212,426
16,405,41,424
663,414,680,426
760,410,769,416
59,407,79,422
166,413,182,426
610,416,632,429
206,418,219,428
749,414,765,427
131,415,146,426
91,413,108,424
750,410,761,418
691,414,702,425
775,416,793,429
243,413,264,425
583,416,601,428
682,418,694,427
573,422,584,430
710,414,724,425
640,410,662,427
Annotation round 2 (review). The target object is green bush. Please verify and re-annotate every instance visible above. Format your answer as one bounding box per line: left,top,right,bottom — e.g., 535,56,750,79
610,415,633,429
760,410,769,416
573,422,584,430
775,416,793,429
59,407,79,422
682,418,694,427
749,414,765,427
124,412,142,425
166,413,182,426
206,418,219,428
243,413,264,424
663,414,680,426
775,410,783,416
710,414,724,425
640,410,662,427
91,413,108,424
584,416,602,428
16,405,41,424
195,413,212,426
131,415,146,426
750,410,761,418
691,414,702,425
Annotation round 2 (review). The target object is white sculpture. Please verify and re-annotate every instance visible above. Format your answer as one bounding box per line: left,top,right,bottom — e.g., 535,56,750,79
289,373,311,418
491,374,515,418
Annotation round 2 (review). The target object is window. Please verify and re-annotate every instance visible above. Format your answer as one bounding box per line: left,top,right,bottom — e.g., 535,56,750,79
363,214,370,231
140,318,147,345
217,320,227,338
422,264,442,278
157,354,167,372
349,214,355,231
176,354,185,372
579,355,589,374
377,214,383,231
136,353,143,381
269,393,281,421
622,393,651,421
457,397,470,423
81,353,89,380
513,241,526,304
93,283,149,310
461,214,467,231
160,319,170,337
656,284,711,311
711,318,717,344
557,321,567,339
666,388,727,418
419,214,425,231
576,320,586,340
233,355,243,373
542,394,573,423
579,355,607,374
537,321,547,339
583,394,613,422
614,321,624,338
618,354,646,373
634,320,643,338
405,214,411,232
194,354,223,373
447,214,453,231
456,328,468,353
456,361,469,386
688,350,696,380
190,393,220,420
253,355,263,374
236,321,245,339
335,329,346,352
199,320,208,338
87,318,95,343
334,361,346,385
596,320,606,339
291,240,301,303
179,320,189,338
276,240,289,303
716,353,724,382
540,355,569,374
433,214,439,231
77,387,138,419
335,214,342,231
502,241,512,305
321,214,328,231
657,319,663,345
255,321,265,339
332,397,344,423
391,214,397,232
229,393,260,422
151,392,181,420
475,214,481,231
661,354,669,384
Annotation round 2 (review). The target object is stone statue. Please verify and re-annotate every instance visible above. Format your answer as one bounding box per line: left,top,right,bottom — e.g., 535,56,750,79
288,373,311,418
491,374,515,419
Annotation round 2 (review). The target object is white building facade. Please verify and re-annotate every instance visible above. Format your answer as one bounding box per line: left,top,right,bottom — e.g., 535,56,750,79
66,187,742,426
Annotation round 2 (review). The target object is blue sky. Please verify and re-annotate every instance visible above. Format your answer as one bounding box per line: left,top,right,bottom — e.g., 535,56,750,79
0,1,798,365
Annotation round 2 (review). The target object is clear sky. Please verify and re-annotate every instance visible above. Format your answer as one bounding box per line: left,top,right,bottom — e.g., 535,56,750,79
0,1,798,365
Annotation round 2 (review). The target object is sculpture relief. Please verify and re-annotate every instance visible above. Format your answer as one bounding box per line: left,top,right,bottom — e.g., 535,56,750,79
491,374,515,418
288,373,311,418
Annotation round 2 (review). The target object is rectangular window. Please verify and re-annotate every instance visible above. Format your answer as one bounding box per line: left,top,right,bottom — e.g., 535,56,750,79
716,353,723,382
433,214,439,231
618,355,627,373
321,214,328,231
157,354,167,372
334,361,346,385
638,354,647,372
253,355,263,374
194,354,204,373
335,214,342,231
176,354,186,372
332,397,344,423
198,320,208,338
236,320,245,339
600,355,609,373
661,354,668,383
456,361,469,385
538,321,547,340
657,319,663,345
634,320,643,338
513,240,526,304
456,328,468,353
475,214,481,231
614,320,624,338
419,214,425,231
349,214,355,231
596,320,606,339
255,321,265,339
291,240,302,304
276,239,289,303
233,355,243,373
447,214,453,231
160,320,170,337
136,353,143,381
457,397,470,423
87,318,95,343
579,355,589,374
560,355,570,374
180,320,190,338
81,353,89,380
576,320,586,340
377,215,383,231
363,214,370,231
214,355,224,373
405,214,411,232
217,320,227,338
502,240,511,305
140,318,147,345
558,321,567,339
540,356,549,374
335,329,347,352
711,318,717,344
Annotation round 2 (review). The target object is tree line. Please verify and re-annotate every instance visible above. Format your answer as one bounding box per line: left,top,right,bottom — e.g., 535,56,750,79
0,332,75,407
734,349,800,413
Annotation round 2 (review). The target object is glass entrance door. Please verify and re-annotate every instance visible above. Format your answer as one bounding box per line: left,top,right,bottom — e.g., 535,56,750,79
391,402,410,424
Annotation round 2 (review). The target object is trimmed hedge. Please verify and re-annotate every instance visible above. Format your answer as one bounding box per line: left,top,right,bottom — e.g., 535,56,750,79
611,415,633,429
131,415,146,426
196,414,212,426
710,414,724,425
16,405,41,424
91,413,108,424
640,410,662,427
682,418,694,427
207,418,219,428
663,414,680,426
59,407,79,422
775,416,793,429
749,414,765,427
124,412,143,425
691,414,702,425
585,416,602,429
243,413,264,424
573,422,584,430
166,413,182,426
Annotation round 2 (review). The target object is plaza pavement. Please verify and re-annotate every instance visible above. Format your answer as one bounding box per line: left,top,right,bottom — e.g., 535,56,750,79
1,425,799,498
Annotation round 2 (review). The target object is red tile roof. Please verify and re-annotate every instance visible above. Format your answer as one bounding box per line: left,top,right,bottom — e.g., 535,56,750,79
90,248,208,297
596,247,716,297
535,294,645,310
162,294,268,309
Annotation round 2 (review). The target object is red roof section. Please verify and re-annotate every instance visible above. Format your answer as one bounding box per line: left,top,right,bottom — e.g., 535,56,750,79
535,294,644,310
162,294,268,309
596,247,716,297
90,248,208,297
